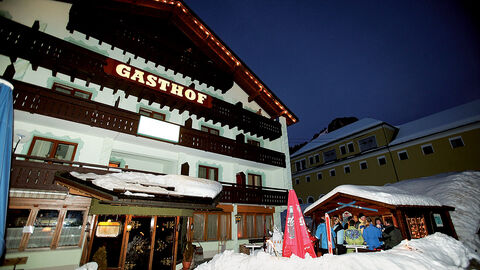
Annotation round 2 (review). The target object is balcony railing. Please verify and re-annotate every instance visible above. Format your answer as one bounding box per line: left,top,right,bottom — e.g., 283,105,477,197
12,80,286,167
10,155,288,205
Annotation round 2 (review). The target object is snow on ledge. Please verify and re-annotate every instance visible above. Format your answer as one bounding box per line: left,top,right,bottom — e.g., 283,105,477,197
70,171,223,199
304,184,443,214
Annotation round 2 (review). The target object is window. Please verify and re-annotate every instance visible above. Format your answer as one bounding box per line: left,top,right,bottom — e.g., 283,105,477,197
377,156,387,166
5,207,87,251
344,165,351,174
248,174,262,187
398,150,409,161
198,165,218,181
307,196,315,204
108,161,121,168
247,139,260,147
323,149,337,163
347,142,355,153
27,137,78,161
139,108,166,121
358,136,377,152
52,82,92,100
422,144,434,155
340,145,347,155
330,169,336,177
295,178,299,185
359,161,368,170
295,159,307,172
317,172,322,180
306,176,311,183
237,213,273,239
449,136,464,148
201,125,220,136
193,212,231,241
314,154,320,163
309,156,314,165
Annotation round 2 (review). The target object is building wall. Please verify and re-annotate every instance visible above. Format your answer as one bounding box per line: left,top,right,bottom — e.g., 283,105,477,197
292,123,480,203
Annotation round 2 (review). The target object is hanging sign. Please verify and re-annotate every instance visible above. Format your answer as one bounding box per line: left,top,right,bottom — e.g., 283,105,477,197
103,58,212,108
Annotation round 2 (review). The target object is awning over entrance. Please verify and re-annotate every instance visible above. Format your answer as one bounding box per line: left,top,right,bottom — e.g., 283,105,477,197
54,171,221,212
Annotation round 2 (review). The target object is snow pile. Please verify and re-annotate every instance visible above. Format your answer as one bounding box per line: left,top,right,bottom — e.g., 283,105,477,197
389,171,480,254
196,233,473,270
305,184,442,214
70,172,223,198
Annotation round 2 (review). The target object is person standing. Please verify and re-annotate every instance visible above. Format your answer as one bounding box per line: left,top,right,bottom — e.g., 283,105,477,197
356,213,368,233
333,217,346,255
344,219,364,253
363,217,382,250
382,220,403,249
315,218,336,255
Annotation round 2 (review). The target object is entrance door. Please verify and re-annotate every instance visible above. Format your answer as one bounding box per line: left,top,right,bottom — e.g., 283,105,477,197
151,217,177,269
124,217,153,270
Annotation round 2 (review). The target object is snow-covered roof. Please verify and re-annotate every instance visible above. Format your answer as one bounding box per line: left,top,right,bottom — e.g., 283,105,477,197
390,99,480,145
70,171,222,199
292,118,385,158
304,184,443,214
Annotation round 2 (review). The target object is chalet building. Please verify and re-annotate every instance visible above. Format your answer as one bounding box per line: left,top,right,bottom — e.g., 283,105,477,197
0,0,298,269
291,99,480,203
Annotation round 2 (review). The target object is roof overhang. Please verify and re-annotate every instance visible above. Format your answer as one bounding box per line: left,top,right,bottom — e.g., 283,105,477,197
54,171,220,210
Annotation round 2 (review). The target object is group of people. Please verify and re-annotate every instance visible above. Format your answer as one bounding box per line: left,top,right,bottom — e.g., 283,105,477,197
313,213,403,255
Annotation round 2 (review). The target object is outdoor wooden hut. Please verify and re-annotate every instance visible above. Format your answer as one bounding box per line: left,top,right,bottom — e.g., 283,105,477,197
304,185,458,240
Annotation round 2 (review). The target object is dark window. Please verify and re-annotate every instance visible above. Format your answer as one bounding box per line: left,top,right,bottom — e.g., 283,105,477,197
295,179,299,185
317,173,322,180
323,149,337,163
358,136,377,152
398,151,409,160
330,169,336,177
52,82,92,100
306,176,310,183
27,137,78,161
378,156,387,166
58,210,84,247
449,137,464,148
422,145,434,155
139,108,166,121
201,125,220,136
247,139,260,147
340,145,347,155
309,156,314,165
248,174,262,187
360,161,368,170
5,209,30,250
198,165,218,181
344,166,351,174
347,142,355,153
295,160,307,171
315,155,320,163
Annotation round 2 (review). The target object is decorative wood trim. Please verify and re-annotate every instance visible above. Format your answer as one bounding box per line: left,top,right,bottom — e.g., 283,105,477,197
237,205,275,214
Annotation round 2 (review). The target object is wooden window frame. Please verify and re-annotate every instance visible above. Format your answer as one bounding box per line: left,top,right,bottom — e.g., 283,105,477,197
237,213,273,239
198,165,219,181
52,82,92,100
247,173,262,187
193,212,231,241
201,125,220,136
27,136,78,161
139,108,166,121
6,204,88,251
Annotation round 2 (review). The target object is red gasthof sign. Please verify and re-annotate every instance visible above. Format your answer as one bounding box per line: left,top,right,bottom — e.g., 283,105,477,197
103,58,212,108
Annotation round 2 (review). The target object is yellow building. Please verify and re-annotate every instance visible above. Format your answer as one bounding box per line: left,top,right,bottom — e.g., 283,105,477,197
291,100,480,203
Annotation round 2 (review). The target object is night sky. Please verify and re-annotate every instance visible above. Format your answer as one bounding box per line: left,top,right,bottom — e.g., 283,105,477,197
183,0,480,147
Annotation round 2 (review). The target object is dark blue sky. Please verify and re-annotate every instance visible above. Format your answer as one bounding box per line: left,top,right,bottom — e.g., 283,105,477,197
184,0,480,146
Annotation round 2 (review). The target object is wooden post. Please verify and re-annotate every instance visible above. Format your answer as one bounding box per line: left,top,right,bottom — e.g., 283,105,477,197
394,209,409,240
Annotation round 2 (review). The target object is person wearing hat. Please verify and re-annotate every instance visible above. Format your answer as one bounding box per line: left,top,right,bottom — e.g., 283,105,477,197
356,213,368,233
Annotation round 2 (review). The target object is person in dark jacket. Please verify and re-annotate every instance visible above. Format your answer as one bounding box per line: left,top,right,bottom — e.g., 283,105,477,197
382,220,403,249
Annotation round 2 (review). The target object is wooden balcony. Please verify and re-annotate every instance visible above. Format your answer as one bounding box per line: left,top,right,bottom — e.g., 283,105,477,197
12,80,285,167
11,155,288,205
0,16,282,140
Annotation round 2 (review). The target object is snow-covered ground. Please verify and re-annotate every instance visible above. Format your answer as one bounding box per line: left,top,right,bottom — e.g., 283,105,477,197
196,171,480,269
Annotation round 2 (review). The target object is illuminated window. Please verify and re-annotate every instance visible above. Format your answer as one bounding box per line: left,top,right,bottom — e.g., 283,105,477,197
201,125,220,136
139,108,166,121
198,165,218,181
27,137,78,161
193,212,231,241
248,174,262,187
52,82,92,100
